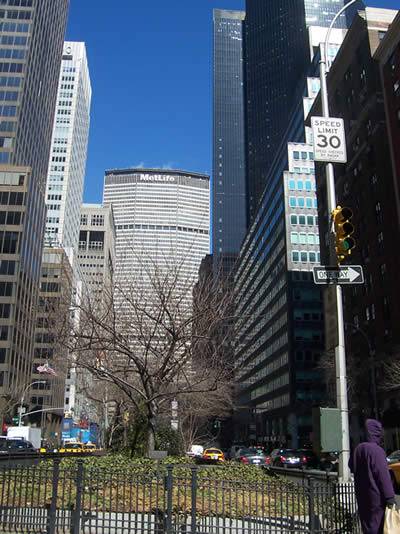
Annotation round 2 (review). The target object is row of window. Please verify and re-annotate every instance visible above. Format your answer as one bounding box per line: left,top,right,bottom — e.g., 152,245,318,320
0,121,15,132
0,104,17,116
290,232,320,245
0,22,29,32
0,49,25,59
289,197,318,209
288,180,316,192
0,90,17,101
0,210,22,225
292,251,321,263
293,150,313,161
292,167,314,174
290,214,318,226
0,192,24,205
0,34,27,46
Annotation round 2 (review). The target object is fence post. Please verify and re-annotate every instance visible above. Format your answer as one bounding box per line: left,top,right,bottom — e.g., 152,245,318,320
165,465,173,534
47,458,60,534
190,467,197,534
308,477,318,534
71,460,84,534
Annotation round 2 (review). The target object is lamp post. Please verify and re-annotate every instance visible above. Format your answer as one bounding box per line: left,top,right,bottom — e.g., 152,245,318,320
18,380,47,426
319,0,359,482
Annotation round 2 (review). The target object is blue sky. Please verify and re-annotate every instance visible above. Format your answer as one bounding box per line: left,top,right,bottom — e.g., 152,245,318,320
66,0,399,203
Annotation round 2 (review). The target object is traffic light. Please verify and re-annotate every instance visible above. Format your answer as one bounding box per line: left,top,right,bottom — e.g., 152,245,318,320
332,206,355,264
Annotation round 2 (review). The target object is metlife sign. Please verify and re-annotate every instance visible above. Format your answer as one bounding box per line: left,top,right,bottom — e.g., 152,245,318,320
311,117,347,164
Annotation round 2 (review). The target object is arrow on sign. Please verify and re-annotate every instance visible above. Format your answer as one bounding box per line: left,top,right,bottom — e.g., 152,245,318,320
313,265,364,285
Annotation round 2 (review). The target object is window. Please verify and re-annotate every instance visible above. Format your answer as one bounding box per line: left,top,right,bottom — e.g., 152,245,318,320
307,234,314,245
306,198,313,208
299,233,307,245
307,216,314,226
375,202,382,224
305,181,312,191
91,214,104,226
297,197,305,208
299,215,306,225
309,252,317,263
291,232,298,244
313,199,318,208
297,181,303,191
290,215,297,225
292,251,299,262
300,252,308,262
288,180,295,191
301,151,308,160
289,197,296,208
293,151,300,160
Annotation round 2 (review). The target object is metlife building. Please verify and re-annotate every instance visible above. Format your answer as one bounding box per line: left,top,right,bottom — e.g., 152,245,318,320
103,168,210,307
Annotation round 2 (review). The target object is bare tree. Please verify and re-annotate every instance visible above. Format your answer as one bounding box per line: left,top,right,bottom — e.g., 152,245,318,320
57,254,234,455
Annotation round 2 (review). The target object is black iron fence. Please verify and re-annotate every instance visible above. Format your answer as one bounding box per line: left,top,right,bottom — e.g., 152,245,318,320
0,460,361,534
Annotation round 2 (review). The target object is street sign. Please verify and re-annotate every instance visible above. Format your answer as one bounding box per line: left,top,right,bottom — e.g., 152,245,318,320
311,117,347,163
313,265,364,285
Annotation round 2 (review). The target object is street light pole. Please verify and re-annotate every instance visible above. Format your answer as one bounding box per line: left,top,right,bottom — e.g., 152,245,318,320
18,380,47,427
319,0,359,482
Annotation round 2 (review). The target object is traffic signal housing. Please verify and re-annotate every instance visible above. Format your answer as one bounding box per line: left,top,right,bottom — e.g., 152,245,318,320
332,206,355,264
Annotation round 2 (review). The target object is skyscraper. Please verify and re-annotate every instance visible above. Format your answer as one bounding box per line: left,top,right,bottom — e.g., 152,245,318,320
0,1,69,407
45,42,92,252
212,9,246,273
103,168,209,304
244,0,364,223
30,41,91,431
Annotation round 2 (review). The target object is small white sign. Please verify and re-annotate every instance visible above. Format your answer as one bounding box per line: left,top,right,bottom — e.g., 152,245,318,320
311,117,347,163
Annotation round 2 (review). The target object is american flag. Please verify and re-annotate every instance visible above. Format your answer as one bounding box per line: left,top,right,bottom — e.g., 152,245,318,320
37,363,57,376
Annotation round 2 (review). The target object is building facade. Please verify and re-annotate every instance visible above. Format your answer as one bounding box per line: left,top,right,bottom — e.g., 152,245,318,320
103,168,210,303
0,1,69,410
311,8,399,445
244,0,363,224
45,41,91,251
62,203,115,423
31,246,72,438
234,26,346,447
212,9,246,275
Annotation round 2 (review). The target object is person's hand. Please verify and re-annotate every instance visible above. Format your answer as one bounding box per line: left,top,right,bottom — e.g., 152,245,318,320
386,498,396,508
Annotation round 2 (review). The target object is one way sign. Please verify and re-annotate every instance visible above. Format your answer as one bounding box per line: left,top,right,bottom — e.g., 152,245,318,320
313,265,364,285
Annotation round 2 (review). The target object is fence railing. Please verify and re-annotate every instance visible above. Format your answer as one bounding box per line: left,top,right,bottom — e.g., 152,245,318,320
0,460,361,534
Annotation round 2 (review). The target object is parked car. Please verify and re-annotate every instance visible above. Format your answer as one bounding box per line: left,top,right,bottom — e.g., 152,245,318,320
387,450,400,465
186,445,204,458
0,438,35,454
237,447,270,466
227,444,246,461
202,448,224,463
83,443,97,453
270,448,315,468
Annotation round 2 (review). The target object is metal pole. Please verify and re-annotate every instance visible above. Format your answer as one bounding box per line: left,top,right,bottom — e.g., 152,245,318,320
319,25,351,482
18,380,47,426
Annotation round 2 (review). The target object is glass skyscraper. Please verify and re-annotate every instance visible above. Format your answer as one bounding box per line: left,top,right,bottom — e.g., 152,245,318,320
244,0,364,223
212,9,246,273
0,1,69,404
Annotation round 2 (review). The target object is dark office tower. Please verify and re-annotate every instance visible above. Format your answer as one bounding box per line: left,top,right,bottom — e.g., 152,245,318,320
212,9,246,275
0,1,69,412
304,0,363,28
244,0,364,224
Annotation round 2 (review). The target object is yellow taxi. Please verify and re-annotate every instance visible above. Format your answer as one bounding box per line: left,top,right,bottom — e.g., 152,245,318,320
202,448,225,463
59,442,84,454
83,443,97,453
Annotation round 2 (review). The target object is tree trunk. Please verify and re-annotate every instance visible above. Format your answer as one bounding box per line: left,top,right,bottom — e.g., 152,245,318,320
147,423,155,457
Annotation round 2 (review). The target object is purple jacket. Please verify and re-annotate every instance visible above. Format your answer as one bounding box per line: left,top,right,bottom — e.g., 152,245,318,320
350,419,394,534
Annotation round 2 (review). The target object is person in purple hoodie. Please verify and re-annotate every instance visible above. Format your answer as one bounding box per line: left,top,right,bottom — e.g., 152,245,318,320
350,419,395,534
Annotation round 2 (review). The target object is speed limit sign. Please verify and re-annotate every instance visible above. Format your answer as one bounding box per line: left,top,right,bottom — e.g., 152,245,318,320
311,117,347,163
